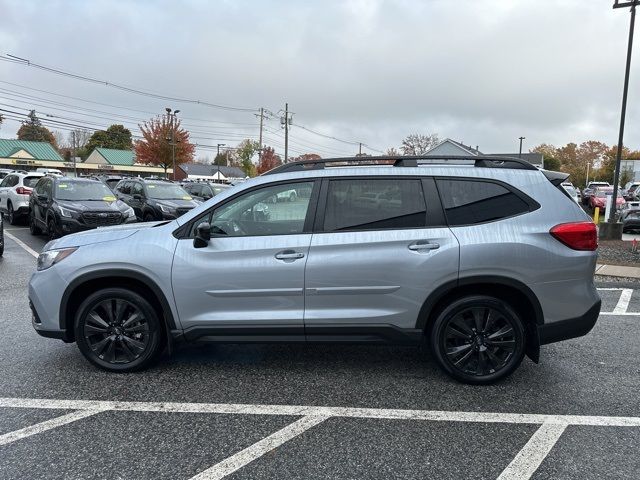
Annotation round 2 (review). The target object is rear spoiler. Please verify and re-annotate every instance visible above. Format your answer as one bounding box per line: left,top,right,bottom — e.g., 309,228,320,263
541,169,570,187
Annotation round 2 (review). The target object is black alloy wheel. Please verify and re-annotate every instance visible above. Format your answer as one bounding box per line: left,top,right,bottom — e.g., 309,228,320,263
74,288,163,372
29,212,42,235
430,296,525,384
47,217,59,240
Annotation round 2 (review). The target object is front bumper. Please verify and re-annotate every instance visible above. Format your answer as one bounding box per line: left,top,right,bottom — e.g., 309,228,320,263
537,300,601,345
58,215,136,234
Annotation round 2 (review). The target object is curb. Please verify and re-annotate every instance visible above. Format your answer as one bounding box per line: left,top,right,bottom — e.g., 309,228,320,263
595,263,640,279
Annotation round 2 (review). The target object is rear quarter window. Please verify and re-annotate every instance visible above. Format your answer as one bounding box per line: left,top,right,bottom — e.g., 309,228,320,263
436,179,531,226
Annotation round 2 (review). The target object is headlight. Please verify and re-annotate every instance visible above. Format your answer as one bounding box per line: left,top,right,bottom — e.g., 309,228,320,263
158,204,173,214
58,206,75,218
37,248,77,271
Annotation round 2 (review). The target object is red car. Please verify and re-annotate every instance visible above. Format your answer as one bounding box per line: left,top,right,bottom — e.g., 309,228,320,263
589,187,626,212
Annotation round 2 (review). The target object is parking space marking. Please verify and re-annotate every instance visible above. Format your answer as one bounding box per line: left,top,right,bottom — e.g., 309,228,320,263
0,408,106,446
190,416,328,480
597,287,640,316
496,422,568,480
3,231,39,259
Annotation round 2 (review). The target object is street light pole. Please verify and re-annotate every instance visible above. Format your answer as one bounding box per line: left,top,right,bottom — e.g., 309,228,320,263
518,137,525,158
608,0,638,227
166,108,180,180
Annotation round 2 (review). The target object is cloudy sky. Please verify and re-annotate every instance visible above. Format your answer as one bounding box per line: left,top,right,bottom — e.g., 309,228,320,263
0,0,638,159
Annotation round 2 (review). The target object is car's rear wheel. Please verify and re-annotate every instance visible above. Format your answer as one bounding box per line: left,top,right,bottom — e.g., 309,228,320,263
7,202,17,225
74,288,164,372
29,212,42,235
144,213,155,222
430,295,525,385
47,217,59,240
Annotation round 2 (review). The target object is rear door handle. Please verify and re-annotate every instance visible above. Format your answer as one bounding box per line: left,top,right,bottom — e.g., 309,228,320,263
408,241,440,251
275,250,305,260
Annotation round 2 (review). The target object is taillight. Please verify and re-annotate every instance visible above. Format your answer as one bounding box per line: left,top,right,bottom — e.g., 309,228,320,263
16,186,32,195
550,222,597,251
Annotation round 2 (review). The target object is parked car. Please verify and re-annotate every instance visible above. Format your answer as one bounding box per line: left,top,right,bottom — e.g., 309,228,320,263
589,186,625,212
561,184,580,204
582,181,610,205
29,177,136,239
29,155,600,385
620,201,640,232
183,182,230,201
89,174,124,192
622,182,640,201
0,168,14,180
0,172,44,224
36,168,63,177
114,178,200,221
0,212,4,257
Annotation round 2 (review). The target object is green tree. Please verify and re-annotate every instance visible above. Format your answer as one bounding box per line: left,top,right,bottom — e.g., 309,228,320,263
235,139,259,177
213,151,234,166
16,110,57,147
84,124,133,155
531,143,560,170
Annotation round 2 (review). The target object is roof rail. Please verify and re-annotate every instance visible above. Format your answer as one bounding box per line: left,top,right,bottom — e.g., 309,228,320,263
263,155,538,175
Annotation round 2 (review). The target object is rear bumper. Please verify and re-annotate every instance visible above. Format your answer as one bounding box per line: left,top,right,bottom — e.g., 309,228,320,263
537,300,601,345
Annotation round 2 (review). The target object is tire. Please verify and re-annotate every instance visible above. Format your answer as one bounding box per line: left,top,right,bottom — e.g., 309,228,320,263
29,212,42,235
47,216,59,240
74,288,164,372
429,295,526,385
7,202,17,226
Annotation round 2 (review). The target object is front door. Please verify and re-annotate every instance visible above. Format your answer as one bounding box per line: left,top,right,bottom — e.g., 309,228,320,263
304,177,460,339
171,180,318,340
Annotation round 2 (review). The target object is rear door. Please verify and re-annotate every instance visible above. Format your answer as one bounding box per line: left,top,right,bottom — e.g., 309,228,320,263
303,177,460,339
0,175,15,211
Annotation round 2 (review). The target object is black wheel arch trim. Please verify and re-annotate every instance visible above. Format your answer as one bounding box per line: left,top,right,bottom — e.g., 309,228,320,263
60,268,178,335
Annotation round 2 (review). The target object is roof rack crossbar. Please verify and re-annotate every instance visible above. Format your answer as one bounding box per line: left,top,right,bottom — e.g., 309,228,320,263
264,155,538,175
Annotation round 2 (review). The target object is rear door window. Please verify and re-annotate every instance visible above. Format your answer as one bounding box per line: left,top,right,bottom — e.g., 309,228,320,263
436,179,530,226
24,176,41,188
322,178,427,232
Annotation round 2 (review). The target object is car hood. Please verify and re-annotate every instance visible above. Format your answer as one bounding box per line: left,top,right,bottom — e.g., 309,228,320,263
43,220,173,250
152,199,200,209
58,199,130,212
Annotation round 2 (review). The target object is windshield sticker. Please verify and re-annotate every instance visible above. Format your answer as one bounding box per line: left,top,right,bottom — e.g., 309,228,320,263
58,184,67,188
148,185,156,188
103,196,116,202
183,196,192,200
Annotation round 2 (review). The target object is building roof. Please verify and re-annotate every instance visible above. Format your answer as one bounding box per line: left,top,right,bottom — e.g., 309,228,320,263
0,139,63,161
424,138,543,167
179,163,246,178
93,148,135,166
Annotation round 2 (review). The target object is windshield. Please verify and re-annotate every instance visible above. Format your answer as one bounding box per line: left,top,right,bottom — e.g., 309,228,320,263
596,190,623,198
145,183,191,200
55,181,115,201
564,186,577,195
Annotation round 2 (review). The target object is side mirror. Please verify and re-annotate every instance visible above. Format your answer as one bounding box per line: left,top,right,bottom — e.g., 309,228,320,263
193,222,211,248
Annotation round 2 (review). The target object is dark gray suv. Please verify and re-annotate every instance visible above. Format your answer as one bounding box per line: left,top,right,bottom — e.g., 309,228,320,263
29,156,600,384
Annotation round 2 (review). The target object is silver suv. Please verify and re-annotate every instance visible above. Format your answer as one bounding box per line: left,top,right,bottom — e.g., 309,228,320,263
29,156,600,384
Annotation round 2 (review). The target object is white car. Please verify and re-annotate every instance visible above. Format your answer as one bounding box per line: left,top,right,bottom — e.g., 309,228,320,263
561,184,580,204
0,172,44,225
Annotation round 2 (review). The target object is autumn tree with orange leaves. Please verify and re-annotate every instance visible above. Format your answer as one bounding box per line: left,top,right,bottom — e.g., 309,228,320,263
256,146,282,174
134,115,195,178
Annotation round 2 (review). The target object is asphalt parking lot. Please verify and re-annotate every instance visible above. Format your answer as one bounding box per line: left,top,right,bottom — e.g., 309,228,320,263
1,224,639,480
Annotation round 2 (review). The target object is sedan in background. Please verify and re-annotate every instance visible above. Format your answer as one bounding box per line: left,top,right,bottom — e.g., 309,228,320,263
621,201,640,233
29,177,136,239
183,182,230,201
0,171,44,224
589,187,626,213
582,181,610,206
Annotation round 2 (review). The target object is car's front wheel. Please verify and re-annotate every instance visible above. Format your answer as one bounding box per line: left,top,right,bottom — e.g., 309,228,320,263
74,288,164,372
430,295,525,385
29,212,42,235
7,202,18,225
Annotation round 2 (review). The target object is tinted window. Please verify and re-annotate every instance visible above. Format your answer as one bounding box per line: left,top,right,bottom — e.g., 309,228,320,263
0,176,9,188
437,179,530,225
194,181,314,237
24,176,41,188
117,181,131,194
145,182,191,200
323,179,426,232
189,184,203,196
131,182,144,196
4,175,18,188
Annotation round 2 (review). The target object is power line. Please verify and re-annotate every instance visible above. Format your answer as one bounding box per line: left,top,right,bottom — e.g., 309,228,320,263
1,54,258,113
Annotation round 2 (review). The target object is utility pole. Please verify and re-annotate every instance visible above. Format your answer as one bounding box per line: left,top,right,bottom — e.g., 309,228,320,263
607,0,639,230
359,143,363,156
72,130,77,178
216,143,225,181
256,107,265,162
518,137,525,158
165,107,180,180
281,103,293,163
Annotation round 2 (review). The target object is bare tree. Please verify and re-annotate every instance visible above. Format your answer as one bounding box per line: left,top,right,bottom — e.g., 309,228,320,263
400,133,440,156
385,147,401,156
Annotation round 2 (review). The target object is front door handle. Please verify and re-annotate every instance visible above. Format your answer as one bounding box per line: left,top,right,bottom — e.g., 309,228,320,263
408,241,440,251
275,250,305,260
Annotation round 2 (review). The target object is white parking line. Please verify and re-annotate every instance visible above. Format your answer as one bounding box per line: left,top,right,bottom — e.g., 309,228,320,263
597,287,640,316
190,416,328,480
3,231,39,259
497,422,568,480
0,408,106,446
